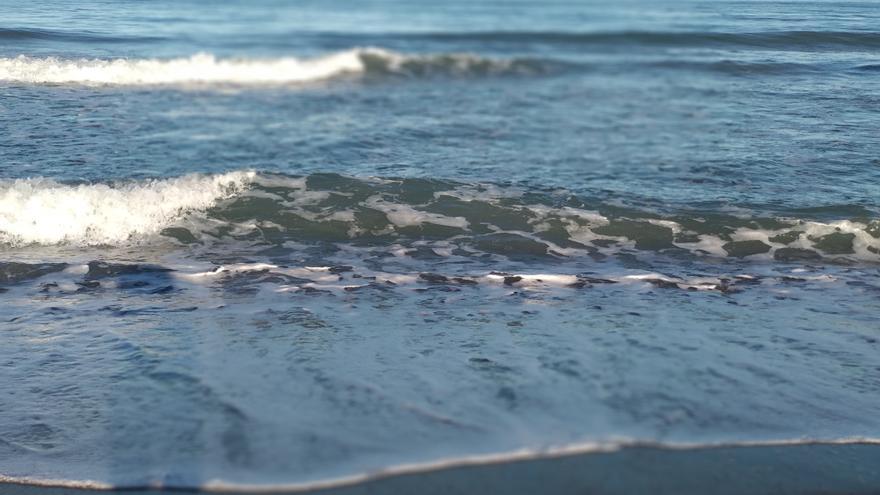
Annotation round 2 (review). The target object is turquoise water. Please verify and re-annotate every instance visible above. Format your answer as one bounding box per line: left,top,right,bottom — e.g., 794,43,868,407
1,1,879,490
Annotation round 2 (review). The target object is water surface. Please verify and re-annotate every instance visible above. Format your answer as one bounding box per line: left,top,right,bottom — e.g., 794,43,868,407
1,0,879,490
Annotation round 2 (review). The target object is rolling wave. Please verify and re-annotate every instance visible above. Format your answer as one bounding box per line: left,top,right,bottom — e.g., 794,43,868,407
0,49,870,86
0,49,550,86
5,25,880,50
401,29,880,50
646,59,824,75
1,171,878,262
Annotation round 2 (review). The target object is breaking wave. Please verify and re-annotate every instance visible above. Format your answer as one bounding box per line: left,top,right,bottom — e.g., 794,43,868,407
0,49,551,86
1,171,878,262
1,49,871,87
0,171,253,246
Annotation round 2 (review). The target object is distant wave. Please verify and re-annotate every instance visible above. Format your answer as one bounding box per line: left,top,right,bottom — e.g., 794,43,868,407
0,49,551,86
5,26,880,50
646,59,825,75
0,50,869,87
400,29,880,50
0,26,165,43
2,171,878,262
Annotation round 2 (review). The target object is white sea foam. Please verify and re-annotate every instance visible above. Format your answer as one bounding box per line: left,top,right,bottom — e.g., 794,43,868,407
0,49,521,86
0,50,373,85
167,261,842,295
365,195,470,229
670,220,880,260
0,171,254,246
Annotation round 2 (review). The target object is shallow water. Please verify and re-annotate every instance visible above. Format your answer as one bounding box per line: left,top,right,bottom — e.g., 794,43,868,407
1,0,879,490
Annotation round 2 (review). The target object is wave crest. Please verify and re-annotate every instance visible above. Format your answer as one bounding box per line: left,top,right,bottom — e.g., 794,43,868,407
0,49,545,86
2,171,878,263
0,171,253,246
407,30,880,50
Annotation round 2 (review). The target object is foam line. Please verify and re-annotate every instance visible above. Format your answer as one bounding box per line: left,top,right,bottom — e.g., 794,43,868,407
0,49,537,86
1,437,877,492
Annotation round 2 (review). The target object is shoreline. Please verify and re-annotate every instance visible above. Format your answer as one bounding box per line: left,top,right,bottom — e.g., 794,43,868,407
3,440,880,495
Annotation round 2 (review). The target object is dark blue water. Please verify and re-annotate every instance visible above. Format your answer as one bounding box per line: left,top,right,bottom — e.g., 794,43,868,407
1,1,879,490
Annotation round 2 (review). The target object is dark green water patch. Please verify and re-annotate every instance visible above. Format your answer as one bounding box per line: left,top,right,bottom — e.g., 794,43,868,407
811,232,855,254
473,233,550,257
768,231,802,245
774,248,822,262
723,240,771,258
593,220,674,250
0,262,67,285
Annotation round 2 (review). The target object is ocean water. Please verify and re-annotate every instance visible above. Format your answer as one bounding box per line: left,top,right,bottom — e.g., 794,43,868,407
1,0,879,490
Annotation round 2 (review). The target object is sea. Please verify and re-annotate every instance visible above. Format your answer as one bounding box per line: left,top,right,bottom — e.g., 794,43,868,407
1,0,879,492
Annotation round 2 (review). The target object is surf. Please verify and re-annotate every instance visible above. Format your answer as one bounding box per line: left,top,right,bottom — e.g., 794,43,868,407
0,171,253,246
0,49,550,86
1,171,878,263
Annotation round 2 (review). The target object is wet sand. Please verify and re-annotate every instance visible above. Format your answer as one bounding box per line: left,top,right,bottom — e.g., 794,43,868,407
4,442,879,495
